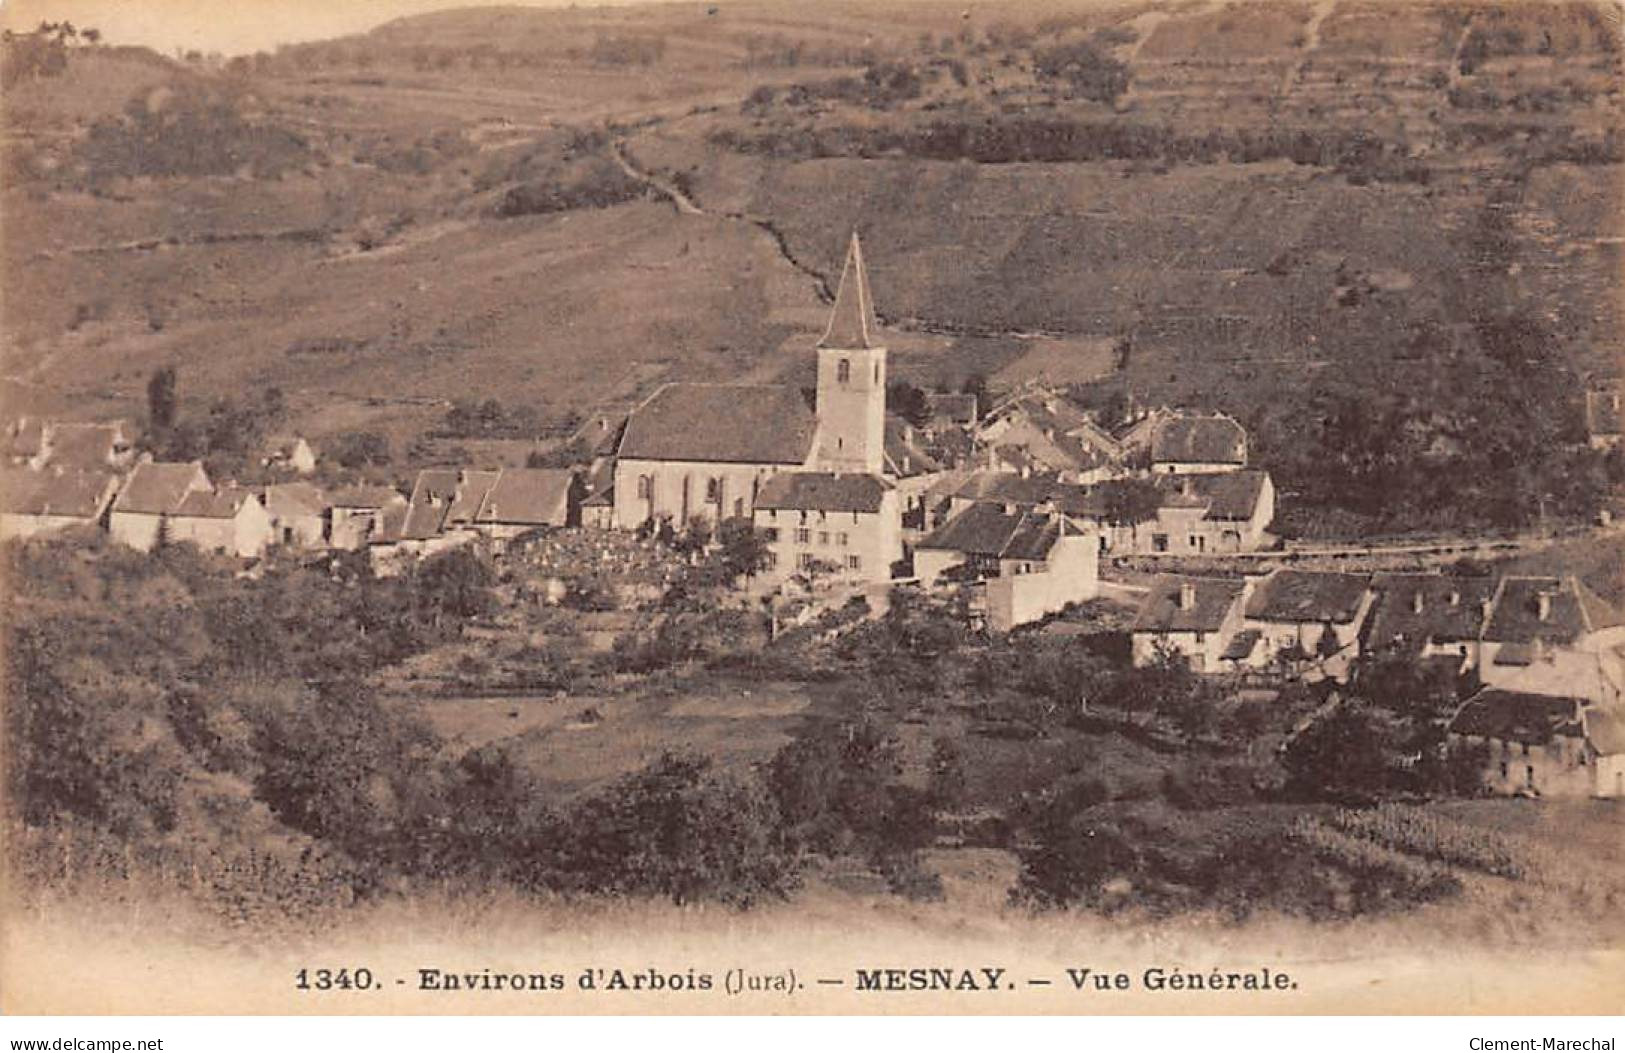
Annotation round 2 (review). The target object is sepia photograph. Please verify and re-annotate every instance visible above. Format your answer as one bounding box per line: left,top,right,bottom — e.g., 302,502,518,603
0,0,1622,1023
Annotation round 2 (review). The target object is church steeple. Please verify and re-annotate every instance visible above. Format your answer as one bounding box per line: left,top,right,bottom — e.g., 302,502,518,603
814,231,887,475
819,232,880,351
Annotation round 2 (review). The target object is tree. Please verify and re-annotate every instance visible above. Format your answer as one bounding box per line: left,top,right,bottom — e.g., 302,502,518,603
1281,700,1400,803
147,366,177,433
887,380,931,428
717,516,770,586
413,549,494,627
1095,476,1162,546
958,373,990,417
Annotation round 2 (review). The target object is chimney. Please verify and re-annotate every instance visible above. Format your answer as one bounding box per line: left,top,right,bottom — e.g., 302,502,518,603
1536,590,1552,622
1178,581,1197,611
1411,591,1425,614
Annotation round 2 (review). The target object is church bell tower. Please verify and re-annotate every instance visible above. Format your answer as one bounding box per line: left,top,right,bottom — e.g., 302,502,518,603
814,232,887,475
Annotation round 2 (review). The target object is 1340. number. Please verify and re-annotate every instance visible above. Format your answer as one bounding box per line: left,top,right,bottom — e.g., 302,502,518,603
295,967,377,991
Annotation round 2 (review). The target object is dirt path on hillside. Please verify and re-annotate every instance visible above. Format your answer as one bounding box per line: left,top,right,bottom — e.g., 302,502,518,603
1279,0,1338,97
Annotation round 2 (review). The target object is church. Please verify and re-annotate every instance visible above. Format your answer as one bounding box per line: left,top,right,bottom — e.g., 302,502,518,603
610,233,902,583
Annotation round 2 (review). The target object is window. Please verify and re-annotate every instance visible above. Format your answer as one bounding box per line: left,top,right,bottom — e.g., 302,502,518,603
847,555,861,571
795,528,811,544
1152,534,1169,553
765,551,777,569
819,531,829,545
637,475,653,499
874,362,880,385
763,528,780,543
837,532,849,546
1195,631,1206,644
706,478,722,503
837,358,851,384
797,553,816,571
1499,761,1509,779
734,498,744,517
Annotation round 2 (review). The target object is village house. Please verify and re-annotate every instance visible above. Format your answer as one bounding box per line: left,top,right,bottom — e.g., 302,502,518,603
752,472,900,586
328,485,407,550
1130,574,1250,673
263,435,318,475
167,487,275,559
1149,412,1248,475
108,461,212,552
263,481,329,549
1364,573,1498,669
5,418,136,472
1446,689,1624,798
978,390,1115,482
473,468,579,539
1237,568,1375,679
0,468,120,541
1476,576,1625,707
913,503,1098,631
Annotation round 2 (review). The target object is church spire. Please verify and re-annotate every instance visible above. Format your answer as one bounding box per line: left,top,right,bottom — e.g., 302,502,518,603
819,231,880,350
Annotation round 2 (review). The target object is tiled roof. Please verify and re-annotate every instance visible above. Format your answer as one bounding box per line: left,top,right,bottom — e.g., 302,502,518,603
1482,576,1624,645
617,383,817,465
173,486,260,520
925,392,977,425
46,423,122,469
446,470,500,523
475,469,574,525
402,469,460,539
1160,470,1268,520
949,470,1059,509
755,471,890,514
1367,574,1497,649
328,485,405,509
1448,689,1585,745
884,417,944,477
917,503,1062,561
819,232,881,350
112,462,208,515
0,469,117,519
1222,628,1263,660
1151,413,1246,465
1244,569,1370,624
263,482,328,518
1133,574,1247,634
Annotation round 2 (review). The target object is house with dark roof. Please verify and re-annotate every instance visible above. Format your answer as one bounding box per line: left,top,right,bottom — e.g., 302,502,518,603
329,485,407,550
1241,569,1375,680
6,419,136,472
1131,574,1251,672
109,461,212,551
1365,574,1497,667
1115,470,1275,555
0,468,120,540
167,486,274,558
1446,689,1623,798
1150,412,1247,475
474,468,579,538
1477,576,1625,706
914,504,1098,631
752,471,899,585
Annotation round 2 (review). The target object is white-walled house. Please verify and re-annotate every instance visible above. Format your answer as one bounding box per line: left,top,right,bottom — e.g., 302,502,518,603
167,487,275,558
264,482,329,549
1238,569,1375,679
914,503,1098,631
1447,689,1625,798
752,472,899,585
1131,574,1250,672
1477,576,1625,707
109,461,212,552
0,468,119,540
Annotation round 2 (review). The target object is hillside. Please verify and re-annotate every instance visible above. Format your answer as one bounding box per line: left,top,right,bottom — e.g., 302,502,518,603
1,0,1621,528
